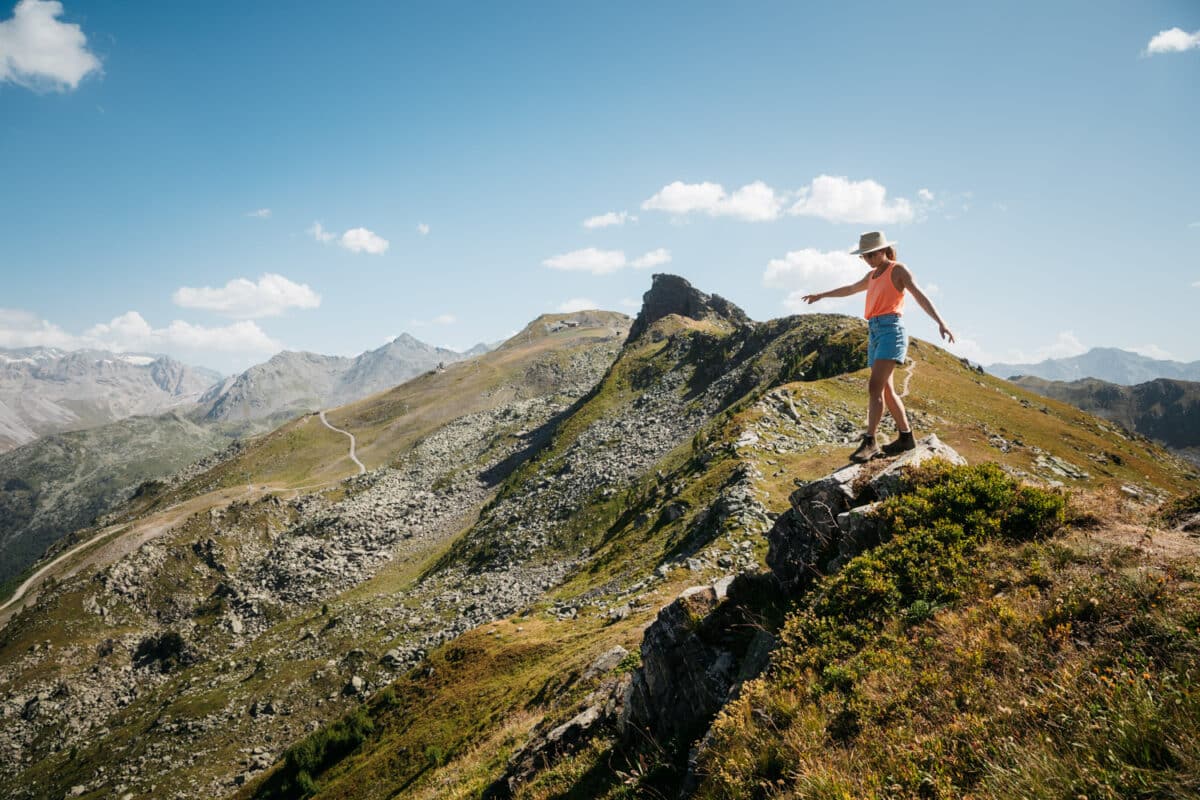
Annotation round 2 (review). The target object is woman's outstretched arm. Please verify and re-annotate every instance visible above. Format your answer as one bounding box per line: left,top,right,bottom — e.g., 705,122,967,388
801,272,870,304
893,264,954,342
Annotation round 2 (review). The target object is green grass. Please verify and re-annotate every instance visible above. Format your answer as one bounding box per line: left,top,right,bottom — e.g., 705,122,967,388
689,465,1200,800
238,614,653,800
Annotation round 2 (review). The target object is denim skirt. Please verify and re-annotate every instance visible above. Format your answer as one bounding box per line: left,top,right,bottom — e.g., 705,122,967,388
867,313,908,366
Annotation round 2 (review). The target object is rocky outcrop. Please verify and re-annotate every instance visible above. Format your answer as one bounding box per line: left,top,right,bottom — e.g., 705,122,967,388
489,650,632,798
627,274,752,342
619,436,965,753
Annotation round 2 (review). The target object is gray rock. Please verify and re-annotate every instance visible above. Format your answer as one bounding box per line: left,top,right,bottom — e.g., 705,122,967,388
621,586,732,743
869,434,967,498
583,647,628,681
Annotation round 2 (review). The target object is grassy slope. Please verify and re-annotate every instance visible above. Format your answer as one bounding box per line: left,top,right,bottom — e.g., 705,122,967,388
232,318,1199,800
0,316,631,800
693,477,1200,800
105,317,627,526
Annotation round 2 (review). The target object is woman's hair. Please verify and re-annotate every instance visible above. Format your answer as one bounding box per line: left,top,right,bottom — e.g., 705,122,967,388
880,246,897,260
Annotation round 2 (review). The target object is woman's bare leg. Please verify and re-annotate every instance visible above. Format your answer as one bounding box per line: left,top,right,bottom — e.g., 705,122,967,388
867,360,896,437
882,371,911,432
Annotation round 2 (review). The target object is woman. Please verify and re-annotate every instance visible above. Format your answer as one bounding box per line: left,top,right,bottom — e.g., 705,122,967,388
801,231,954,462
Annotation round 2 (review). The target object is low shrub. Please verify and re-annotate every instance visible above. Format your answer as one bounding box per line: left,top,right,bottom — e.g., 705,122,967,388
256,706,374,799
132,630,194,673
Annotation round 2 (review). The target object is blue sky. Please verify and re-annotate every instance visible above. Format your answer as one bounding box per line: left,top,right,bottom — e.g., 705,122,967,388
1,0,1198,374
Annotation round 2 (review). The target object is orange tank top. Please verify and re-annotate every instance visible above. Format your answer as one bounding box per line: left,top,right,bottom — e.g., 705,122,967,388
864,261,906,319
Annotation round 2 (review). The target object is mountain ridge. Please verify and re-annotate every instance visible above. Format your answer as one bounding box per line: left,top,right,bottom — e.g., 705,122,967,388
0,332,489,595
988,346,1200,384
0,277,1195,800
1012,374,1200,466
0,347,221,452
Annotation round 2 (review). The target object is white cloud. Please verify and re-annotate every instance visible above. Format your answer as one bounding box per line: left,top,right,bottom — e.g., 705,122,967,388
945,337,996,366
1128,344,1174,361
1000,331,1088,364
763,248,866,313
630,248,671,269
410,313,456,327
0,307,280,357
84,312,280,354
1189,221,1200,229
543,247,672,275
172,273,321,319
724,181,786,221
1146,27,1200,55
788,175,914,224
641,180,784,221
245,208,271,219
924,282,941,296
0,307,80,349
308,222,335,244
557,298,597,313
618,297,640,310
340,227,389,255
642,181,726,216
583,210,636,229
1193,279,1200,288
0,0,101,91
543,248,627,275
417,222,430,235
308,222,389,254
642,175,915,225
1038,331,1087,360
917,188,935,202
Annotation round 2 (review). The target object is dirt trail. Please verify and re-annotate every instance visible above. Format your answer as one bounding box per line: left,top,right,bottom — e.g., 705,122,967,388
320,410,366,475
0,412,367,628
0,485,256,629
898,357,917,399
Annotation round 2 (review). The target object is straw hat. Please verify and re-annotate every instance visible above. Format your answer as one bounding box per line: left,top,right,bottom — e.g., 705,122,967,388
849,231,897,255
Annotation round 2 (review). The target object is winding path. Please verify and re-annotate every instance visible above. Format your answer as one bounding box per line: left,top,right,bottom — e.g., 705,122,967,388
898,356,918,399
3,417,364,628
320,410,366,475
0,485,258,627
0,525,122,618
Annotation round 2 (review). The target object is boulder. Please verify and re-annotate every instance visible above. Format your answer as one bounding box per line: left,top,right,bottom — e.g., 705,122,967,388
583,646,628,681
769,436,965,591
867,434,967,499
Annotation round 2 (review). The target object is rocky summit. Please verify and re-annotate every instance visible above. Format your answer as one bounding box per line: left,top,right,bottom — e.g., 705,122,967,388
0,277,1197,800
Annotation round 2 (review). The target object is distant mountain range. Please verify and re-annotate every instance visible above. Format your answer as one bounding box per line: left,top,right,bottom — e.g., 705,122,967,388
1011,375,1200,466
0,348,219,451
988,347,1200,385
201,334,465,426
0,336,492,453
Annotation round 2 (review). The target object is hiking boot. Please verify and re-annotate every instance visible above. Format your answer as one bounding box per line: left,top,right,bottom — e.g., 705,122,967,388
849,434,880,462
881,430,916,456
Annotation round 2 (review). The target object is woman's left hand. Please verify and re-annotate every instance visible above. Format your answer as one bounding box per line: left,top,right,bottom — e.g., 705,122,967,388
939,324,955,343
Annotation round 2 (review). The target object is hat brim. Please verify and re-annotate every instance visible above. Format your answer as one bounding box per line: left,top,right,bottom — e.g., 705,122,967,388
850,241,897,255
